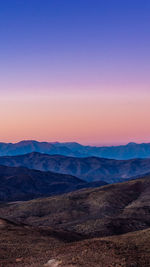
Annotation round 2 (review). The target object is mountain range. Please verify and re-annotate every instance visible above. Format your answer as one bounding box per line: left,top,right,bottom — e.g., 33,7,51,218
1,141,150,266
1,140,150,159
1,152,150,183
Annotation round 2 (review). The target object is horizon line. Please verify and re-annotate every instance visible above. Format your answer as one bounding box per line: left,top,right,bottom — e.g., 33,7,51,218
0,139,150,147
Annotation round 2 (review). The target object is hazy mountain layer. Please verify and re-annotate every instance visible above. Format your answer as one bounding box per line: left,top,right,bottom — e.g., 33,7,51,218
1,152,150,183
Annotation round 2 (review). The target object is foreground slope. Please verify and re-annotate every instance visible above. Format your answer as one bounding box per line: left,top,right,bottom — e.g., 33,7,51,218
0,218,150,266
1,176,150,238
1,152,150,182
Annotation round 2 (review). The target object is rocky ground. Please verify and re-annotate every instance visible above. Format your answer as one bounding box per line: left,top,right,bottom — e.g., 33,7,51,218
0,218,150,267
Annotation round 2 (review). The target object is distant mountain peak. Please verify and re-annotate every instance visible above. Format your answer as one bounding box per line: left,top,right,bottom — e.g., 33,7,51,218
17,140,38,144
127,142,137,146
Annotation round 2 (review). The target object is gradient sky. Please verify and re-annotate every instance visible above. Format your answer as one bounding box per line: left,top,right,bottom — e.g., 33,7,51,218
0,0,150,145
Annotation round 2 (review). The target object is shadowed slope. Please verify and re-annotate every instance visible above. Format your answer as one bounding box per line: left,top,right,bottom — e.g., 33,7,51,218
0,165,106,202
0,165,82,201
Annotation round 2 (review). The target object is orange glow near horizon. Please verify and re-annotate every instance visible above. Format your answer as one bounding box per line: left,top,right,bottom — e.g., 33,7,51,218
0,89,150,145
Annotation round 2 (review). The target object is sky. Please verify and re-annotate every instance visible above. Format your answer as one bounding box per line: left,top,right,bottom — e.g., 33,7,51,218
0,0,150,145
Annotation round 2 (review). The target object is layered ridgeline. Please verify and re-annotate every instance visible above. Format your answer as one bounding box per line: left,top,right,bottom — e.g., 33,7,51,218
0,140,150,159
0,165,107,201
1,152,150,183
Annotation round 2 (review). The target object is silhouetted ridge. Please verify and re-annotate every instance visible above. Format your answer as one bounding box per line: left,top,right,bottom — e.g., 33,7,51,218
0,165,107,201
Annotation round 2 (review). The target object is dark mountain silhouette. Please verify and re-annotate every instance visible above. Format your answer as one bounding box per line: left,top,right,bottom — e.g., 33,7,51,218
0,165,107,201
0,140,150,159
1,152,150,183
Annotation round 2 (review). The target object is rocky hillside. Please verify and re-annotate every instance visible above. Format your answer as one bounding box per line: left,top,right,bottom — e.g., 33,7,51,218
1,194,150,266
1,176,150,266
1,176,150,238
